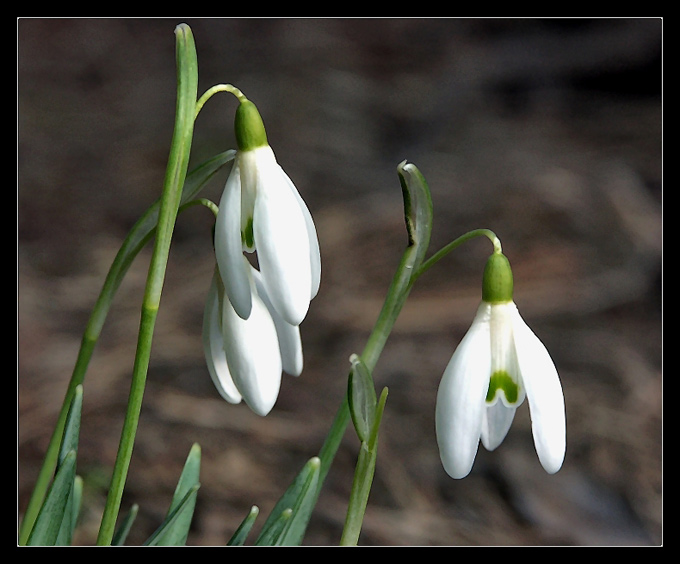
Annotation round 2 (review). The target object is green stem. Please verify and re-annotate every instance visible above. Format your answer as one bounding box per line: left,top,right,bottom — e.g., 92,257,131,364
195,83,246,118
329,237,423,544
340,388,388,546
304,242,419,539
411,228,500,287
18,152,233,546
95,24,198,545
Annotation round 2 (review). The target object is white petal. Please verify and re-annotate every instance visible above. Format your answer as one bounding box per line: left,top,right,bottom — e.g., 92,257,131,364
512,307,566,474
253,268,304,377
221,261,283,416
280,168,321,299
488,302,526,407
436,303,492,479
253,157,312,326
214,161,252,320
202,275,242,404
481,401,516,451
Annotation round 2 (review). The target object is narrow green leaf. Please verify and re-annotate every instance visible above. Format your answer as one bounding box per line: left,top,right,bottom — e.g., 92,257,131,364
112,504,139,546
275,457,321,546
256,457,321,546
150,443,201,546
227,506,260,546
348,354,377,443
368,387,389,450
58,385,83,468
144,484,200,546
19,151,234,546
255,509,292,546
30,386,84,545
26,451,77,546
55,475,82,546
53,386,84,545
71,476,83,536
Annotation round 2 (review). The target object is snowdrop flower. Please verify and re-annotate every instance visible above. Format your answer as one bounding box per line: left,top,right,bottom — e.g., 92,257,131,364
436,251,566,479
203,262,303,416
214,95,321,327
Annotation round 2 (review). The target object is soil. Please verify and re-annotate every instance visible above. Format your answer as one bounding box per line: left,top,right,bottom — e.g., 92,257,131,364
18,18,662,546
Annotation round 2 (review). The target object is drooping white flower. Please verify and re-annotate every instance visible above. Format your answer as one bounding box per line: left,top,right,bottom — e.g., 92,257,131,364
435,252,566,479
214,98,320,327
202,263,303,416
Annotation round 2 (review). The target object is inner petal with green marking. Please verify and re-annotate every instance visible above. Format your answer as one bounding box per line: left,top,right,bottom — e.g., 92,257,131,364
242,215,255,250
486,370,520,405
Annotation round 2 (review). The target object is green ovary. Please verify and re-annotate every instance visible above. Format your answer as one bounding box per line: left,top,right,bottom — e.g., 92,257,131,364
486,370,519,405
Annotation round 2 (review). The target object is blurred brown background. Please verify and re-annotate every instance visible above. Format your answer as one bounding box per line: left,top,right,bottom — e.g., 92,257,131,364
18,18,662,546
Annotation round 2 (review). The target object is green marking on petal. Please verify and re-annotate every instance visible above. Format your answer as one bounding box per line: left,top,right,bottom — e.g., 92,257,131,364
242,216,255,250
486,370,519,405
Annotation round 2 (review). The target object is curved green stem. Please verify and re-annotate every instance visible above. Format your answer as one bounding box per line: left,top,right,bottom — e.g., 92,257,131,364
179,197,219,218
411,228,500,288
95,24,199,546
195,83,246,118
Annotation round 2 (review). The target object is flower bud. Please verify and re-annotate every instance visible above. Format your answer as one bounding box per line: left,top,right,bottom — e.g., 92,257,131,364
482,252,514,304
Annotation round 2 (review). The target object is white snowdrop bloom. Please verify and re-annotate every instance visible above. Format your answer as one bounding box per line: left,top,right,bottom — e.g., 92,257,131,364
214,98,320,327
436,252,566,479
202,263,303,417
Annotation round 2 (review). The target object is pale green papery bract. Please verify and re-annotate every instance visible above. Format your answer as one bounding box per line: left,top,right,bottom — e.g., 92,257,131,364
214,145,321,327
435,300,566,479
203,263,303,416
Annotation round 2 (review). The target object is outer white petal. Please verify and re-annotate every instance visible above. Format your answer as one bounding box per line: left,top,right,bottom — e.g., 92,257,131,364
436,303,493,479
202,275,242,404
221,261,283,416
512,306,566,474
253,151,312,326
253,268,304,377
214,160,252,320
280,168,321,300
481,401,516,451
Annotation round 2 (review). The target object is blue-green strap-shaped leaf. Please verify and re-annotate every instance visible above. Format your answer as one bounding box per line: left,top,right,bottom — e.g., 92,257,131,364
112,503,139,546
255,457,321,546
227,506,260,546
26,451,77,546
144,485,200,546
275,458,321,546
26,386,84,545
255,509,293,546
58,385,83,468
19,150,235,546
55,475,82,546
146,443,201,546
